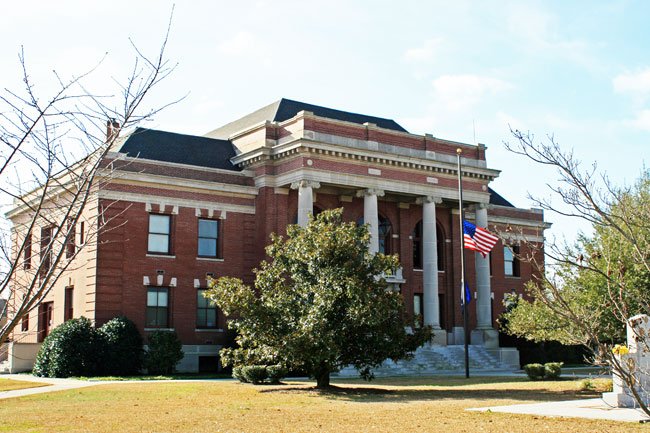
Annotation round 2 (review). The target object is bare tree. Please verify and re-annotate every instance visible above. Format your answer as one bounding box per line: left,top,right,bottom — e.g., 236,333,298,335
502,128,650,415
0,16,179,356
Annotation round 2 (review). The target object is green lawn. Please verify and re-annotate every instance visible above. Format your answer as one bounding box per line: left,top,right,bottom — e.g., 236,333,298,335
0,376,635,433
0,378,49,392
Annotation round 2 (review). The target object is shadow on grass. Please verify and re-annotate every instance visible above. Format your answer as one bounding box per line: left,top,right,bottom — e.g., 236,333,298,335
259,381,601,404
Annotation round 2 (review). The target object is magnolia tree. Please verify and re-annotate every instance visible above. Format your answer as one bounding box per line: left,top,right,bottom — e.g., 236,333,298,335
206,209,431,388
0,16,178,351
502,129,650,414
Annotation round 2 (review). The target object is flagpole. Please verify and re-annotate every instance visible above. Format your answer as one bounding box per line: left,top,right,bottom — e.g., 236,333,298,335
457,148,470,379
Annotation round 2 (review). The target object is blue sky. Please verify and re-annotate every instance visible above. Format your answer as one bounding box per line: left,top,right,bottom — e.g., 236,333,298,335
1,0,648,241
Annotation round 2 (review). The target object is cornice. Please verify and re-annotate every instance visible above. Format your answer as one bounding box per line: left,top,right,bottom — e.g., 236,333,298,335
107,171,258,197
233,139,500,182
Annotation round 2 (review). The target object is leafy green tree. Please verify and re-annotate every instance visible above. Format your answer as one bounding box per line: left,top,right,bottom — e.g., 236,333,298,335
503,129,650,414
206,209,431,388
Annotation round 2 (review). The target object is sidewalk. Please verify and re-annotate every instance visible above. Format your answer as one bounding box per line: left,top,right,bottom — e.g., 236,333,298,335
469,398,650,423
0,374,101,399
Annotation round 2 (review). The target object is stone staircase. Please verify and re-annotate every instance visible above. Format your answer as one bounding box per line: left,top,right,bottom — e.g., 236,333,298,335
335,344,517,377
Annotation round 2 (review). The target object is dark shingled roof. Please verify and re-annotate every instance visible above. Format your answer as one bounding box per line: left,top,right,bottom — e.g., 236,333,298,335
488,187,514,207
206,98,408,139
120,128,240,171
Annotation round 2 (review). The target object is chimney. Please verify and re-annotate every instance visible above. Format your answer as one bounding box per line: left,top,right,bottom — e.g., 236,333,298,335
106,118,120,143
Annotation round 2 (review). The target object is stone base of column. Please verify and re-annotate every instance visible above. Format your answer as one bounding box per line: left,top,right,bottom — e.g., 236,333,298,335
429,328,447,346
471,328,499,349
450,326,465,345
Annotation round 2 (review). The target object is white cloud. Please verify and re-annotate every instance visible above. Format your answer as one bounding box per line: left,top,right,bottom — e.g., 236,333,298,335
506,3,594,69
403,38,444,62
625,110,650,132
431,74,513,111
613,69,650,96
496,111,525,132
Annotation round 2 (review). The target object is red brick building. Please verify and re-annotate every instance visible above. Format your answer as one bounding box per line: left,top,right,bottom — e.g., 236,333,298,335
5,99,548,372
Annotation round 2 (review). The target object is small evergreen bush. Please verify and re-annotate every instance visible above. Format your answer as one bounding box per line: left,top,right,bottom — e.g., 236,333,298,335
241,365,268,384
266,365,288,384
544,362,563,379
99,316,144,375
523,363,545,380
524,362,563,380
144,330,184,375
232,366,249,383
33,317,106,378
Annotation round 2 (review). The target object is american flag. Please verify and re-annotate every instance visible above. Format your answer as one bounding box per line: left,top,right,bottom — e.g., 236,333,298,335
463,220,498,258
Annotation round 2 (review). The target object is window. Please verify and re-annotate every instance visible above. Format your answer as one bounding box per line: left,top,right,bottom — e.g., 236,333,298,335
198,219,220,258
504,245,520,277
412,221,422,269
436,225,444,270
146,287,169,328
37,302,53,342
413,293,423,325
66,219,76,259
148,214,171,254
21,313,29,332
378,215,392,255
64,286,74,321
79,221,85,245
40,226,53,276
196,289,218,329
24,233,32,270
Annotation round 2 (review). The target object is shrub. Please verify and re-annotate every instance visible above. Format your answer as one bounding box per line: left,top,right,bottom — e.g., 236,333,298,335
144,330,184,375
523,363,545,380
267,365,288,384
232,366,249,383
99,316,144,376
544,362,563,380
33,317,106,378
241,365,268,384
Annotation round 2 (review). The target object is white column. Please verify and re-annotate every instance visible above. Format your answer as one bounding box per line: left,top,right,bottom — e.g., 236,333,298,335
474,204,492,329
418,196,442,330
356,188,384,253
291,180,320,227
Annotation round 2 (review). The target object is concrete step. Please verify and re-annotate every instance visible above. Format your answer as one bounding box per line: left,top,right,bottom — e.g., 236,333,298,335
334,344,517,377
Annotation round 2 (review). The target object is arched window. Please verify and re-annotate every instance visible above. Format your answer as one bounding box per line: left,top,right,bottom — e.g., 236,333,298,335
413,221,444,270
378,215,392,255
437,224,445,271
413,221,422,269
357,215,393,254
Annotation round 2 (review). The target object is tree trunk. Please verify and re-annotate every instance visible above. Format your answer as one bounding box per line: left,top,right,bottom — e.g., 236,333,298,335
316,370,330,389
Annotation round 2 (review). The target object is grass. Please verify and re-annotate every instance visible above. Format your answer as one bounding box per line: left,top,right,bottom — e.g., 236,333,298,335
0,378,49,392
75,373,232,381
0,376,641,433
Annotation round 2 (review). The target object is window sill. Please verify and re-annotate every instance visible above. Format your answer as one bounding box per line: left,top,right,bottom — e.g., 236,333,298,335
144,327,175,331
504,275,521,279
195,328,224,333
196,257,224,262
146,254,176,259
413,269,423,272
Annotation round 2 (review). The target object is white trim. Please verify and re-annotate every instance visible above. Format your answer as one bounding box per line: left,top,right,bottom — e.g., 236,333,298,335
114,153,252,177
111,171,258,196
144,328,175,332
196,257,224,262
146,254,176,259
255,168,490,203
194,329,225,333
99,190,256,215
